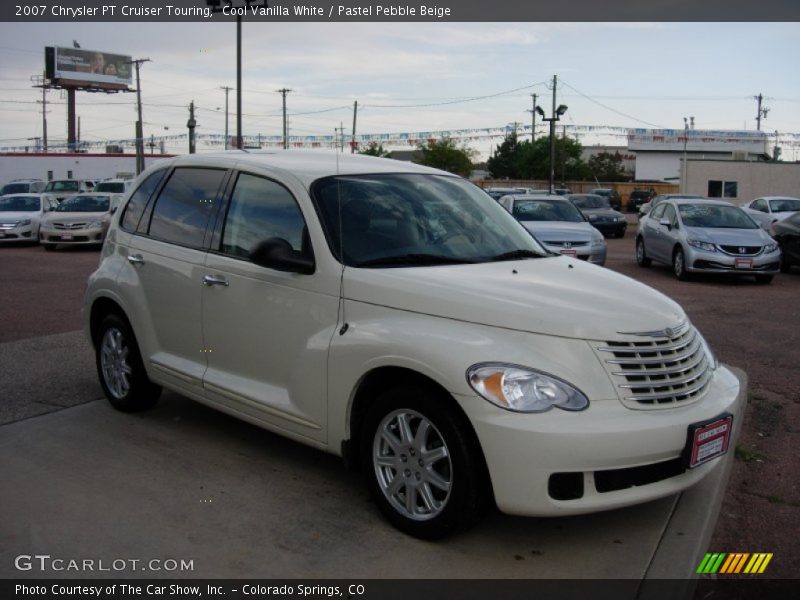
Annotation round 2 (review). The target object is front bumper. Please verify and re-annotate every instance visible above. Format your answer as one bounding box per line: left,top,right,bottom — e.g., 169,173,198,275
0,224,35,242
543,243,607,266
591,220,627,236
456,365,744,516
685,246,781,275
40,227,105,245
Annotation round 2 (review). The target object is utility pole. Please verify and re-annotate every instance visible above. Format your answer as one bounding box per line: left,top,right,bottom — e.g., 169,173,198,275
277,88,292,149
526,93,538,142
32,73,49,152
126,58,151,175
535,75,567,194
755,93,769,131
351,100,358,153
220,86,232,150
187,101,197,154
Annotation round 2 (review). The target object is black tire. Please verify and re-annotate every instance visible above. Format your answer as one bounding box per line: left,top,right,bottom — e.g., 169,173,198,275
95,313,161,412
360,386,489,539
754,274,774,285
635,237,651,267
673,247,690,281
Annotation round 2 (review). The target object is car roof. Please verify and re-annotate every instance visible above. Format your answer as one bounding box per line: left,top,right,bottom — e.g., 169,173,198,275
756,196,800,201
508,194,567,201
669,198,733,207
158,150,446,187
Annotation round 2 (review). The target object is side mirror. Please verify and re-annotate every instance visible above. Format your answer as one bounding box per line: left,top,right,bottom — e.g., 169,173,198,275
249,237,315,275
659,218,672,230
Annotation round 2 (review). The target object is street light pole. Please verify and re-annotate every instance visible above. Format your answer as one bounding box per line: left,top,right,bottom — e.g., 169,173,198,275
536,102,568,194
220,86,232,150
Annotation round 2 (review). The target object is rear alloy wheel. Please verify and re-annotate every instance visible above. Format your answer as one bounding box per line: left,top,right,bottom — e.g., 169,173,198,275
635,237,651,267
96,314,161,412
361,387,488,539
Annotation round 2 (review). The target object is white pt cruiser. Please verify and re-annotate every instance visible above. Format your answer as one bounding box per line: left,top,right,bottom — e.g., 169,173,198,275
84,151,744,538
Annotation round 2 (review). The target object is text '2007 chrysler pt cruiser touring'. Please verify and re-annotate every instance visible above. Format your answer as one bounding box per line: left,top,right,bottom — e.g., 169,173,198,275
84,151,743,538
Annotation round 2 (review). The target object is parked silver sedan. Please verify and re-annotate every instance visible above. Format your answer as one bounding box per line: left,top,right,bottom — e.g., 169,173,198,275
636,198,781,283
499,194,607,265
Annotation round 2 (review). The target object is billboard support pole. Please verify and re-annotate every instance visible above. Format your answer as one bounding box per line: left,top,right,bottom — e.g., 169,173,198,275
129,58,151,175
67,88,76,152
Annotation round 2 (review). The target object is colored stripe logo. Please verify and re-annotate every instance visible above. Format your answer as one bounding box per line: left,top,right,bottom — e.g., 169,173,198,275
697,553,773,574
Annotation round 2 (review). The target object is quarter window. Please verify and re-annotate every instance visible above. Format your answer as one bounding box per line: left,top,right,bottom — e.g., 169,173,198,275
221,173,308,259
148,168,226,249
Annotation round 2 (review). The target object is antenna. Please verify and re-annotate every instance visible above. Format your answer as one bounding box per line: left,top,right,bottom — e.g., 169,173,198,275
335,126,347,334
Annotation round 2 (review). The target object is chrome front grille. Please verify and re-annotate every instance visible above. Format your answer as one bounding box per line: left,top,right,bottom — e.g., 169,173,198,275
719,245,762,256
547,241,588,248
595,321,712,409
53,222,87,230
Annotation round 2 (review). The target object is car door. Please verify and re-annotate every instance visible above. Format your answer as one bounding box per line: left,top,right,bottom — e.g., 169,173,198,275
200,171,339,444
125,166,228,394
643,203,668,262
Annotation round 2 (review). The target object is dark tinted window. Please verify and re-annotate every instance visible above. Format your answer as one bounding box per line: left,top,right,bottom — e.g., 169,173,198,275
121,170,166,232
221,173,308,259
148,168,225,248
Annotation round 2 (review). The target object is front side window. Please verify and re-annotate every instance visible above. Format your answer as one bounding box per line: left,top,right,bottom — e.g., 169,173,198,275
120,170,167,232
650,203,667,220
311,173,546,268
147,168,226,248
221,173,308,259
663,204,678,226
751,198,767,212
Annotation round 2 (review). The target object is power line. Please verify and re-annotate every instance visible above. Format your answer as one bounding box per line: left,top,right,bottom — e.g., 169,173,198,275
559,80,666,129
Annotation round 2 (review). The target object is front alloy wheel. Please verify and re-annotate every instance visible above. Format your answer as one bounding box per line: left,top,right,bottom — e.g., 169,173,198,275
361,387,488,539
95,314,161,412
673,247,689,280
373,409,453,522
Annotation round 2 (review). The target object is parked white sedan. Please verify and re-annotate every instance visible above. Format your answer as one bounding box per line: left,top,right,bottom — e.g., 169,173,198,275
0,193,58,243
39,193,122,250
742,196,800,227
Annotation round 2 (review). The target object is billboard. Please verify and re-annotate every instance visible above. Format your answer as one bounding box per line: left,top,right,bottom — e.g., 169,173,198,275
46,47,132,89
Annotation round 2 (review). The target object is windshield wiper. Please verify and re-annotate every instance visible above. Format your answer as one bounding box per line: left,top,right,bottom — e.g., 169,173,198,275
490,249,547,262
355,253,476,267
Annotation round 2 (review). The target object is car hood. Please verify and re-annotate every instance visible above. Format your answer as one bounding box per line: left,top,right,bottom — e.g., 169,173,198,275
582,208,624,218
0,211,40,222
772,211,798,221
684,226,770,246
343,257,685,341
43,211,108,223
520,221,597,242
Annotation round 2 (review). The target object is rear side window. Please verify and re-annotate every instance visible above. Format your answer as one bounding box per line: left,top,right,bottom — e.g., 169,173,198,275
148,168,226,249
120,170,167,232
220,173,307,259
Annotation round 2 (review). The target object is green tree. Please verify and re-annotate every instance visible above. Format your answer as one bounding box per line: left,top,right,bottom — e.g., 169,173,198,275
414,138,475,177
486,133,520,179
587,151,627,182
514,137,589,181
358,141,390,157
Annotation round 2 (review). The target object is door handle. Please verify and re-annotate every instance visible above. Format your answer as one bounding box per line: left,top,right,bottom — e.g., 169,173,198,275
203,275,229,287
127,254,144,265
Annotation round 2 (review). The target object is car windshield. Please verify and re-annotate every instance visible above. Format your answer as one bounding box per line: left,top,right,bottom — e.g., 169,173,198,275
311,174,548,267
0,195,40,211
512,199,584,223
769,198,800,212
95,182,126,193
571,195,610,209
1,183,31,194
55,195,110,212
46,181,80,192
678,204,757,229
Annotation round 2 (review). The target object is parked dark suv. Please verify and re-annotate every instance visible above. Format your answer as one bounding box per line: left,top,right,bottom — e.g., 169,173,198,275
628,190,654,213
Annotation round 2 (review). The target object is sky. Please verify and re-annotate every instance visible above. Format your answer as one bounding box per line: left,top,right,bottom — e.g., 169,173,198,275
1,21,799,160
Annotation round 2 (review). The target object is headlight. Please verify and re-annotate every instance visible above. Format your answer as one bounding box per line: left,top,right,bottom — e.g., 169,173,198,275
86,221,104,229
688,239,716,252
587,214,598,221
467,363,589,413
763,242,778,253
590,234,605,247
16,219,32,227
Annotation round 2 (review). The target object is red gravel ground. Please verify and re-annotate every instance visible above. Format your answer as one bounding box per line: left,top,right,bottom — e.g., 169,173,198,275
1,232,798,577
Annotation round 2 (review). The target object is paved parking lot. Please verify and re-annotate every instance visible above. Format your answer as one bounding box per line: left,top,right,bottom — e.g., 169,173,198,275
0,232,796,578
